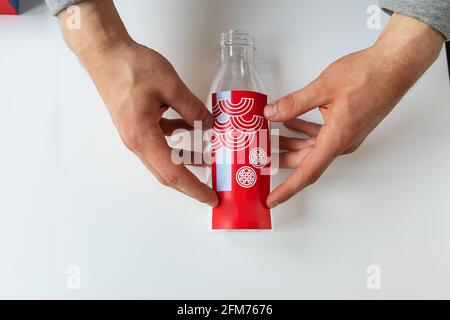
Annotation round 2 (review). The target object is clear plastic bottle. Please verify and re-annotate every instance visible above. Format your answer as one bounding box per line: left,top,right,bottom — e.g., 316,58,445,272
209,30,266,95
208,30,271,230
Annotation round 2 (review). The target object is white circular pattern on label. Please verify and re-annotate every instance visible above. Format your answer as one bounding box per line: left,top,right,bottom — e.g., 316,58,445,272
249,147,268,168
236,166,257,188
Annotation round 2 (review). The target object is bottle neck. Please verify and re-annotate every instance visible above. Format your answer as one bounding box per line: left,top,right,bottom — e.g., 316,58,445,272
220,44,256,67
210,30,266,94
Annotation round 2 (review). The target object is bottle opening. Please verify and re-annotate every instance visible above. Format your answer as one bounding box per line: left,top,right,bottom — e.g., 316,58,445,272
220,30,255,48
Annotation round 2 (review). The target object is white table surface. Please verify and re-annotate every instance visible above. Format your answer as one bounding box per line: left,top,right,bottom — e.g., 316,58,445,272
0,0,449,299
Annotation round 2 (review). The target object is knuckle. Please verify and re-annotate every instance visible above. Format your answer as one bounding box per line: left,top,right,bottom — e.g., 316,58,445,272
344,141,362,155
157,173,179,188
339,126,355,146
330,106,358,148
325,123,353,154
344,146,358,154
312,78,328,94
118,123,143,153
305,170,321,186
188,101,208,123
279,95,296,115
194,103,209,121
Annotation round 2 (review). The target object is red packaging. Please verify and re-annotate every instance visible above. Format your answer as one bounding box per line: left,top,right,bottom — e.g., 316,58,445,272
211,90,271,230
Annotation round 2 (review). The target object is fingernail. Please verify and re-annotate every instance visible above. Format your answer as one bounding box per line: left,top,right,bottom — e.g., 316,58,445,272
264,103,277,118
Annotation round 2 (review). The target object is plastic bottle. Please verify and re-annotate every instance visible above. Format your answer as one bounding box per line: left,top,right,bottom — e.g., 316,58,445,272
208,30,271,230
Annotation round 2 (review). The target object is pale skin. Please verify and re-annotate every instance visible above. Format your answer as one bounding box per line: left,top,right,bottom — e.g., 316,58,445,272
60,1,218,207
59,1,444,209
265,13,444,208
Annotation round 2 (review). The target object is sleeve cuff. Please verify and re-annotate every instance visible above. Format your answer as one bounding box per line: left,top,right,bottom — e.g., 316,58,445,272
379,0,450,40
45,0,87,16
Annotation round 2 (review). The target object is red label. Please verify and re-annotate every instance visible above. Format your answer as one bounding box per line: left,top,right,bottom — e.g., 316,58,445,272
211,90,271,230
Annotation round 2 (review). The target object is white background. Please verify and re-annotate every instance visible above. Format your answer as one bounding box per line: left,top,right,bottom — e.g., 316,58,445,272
0,0,449,299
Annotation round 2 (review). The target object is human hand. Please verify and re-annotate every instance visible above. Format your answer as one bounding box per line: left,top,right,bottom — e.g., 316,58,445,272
59,1,218,207
265,13,444,208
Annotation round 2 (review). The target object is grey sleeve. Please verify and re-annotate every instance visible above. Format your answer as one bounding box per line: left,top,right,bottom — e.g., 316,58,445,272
379,0,450,39
45,0,87,16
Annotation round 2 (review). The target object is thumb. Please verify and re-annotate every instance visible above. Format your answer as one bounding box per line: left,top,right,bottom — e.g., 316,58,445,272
264,80,329,122
266,127,339,208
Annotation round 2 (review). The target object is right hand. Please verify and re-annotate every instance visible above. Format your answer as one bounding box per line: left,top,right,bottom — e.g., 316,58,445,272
59,1,218,207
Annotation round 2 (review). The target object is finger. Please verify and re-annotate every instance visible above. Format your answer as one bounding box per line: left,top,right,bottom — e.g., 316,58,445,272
172,148,209,167
278,147,313,168
160,118,192,136
166,80,214,130
279,136,316,151
186,163,210,168
283,119,322,137
140,127,218,207
267,127,339,208
264,79,330,121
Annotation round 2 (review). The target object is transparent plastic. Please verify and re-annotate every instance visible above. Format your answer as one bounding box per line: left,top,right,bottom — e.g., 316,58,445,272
208,30,266,103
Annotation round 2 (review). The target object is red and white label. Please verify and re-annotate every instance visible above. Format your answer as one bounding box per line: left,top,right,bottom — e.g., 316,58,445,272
211,90,271,230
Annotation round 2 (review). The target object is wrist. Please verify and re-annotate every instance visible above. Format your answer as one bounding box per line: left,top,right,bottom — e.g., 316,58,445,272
369,13,444,97
58,0,134,69
373,13,444,77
